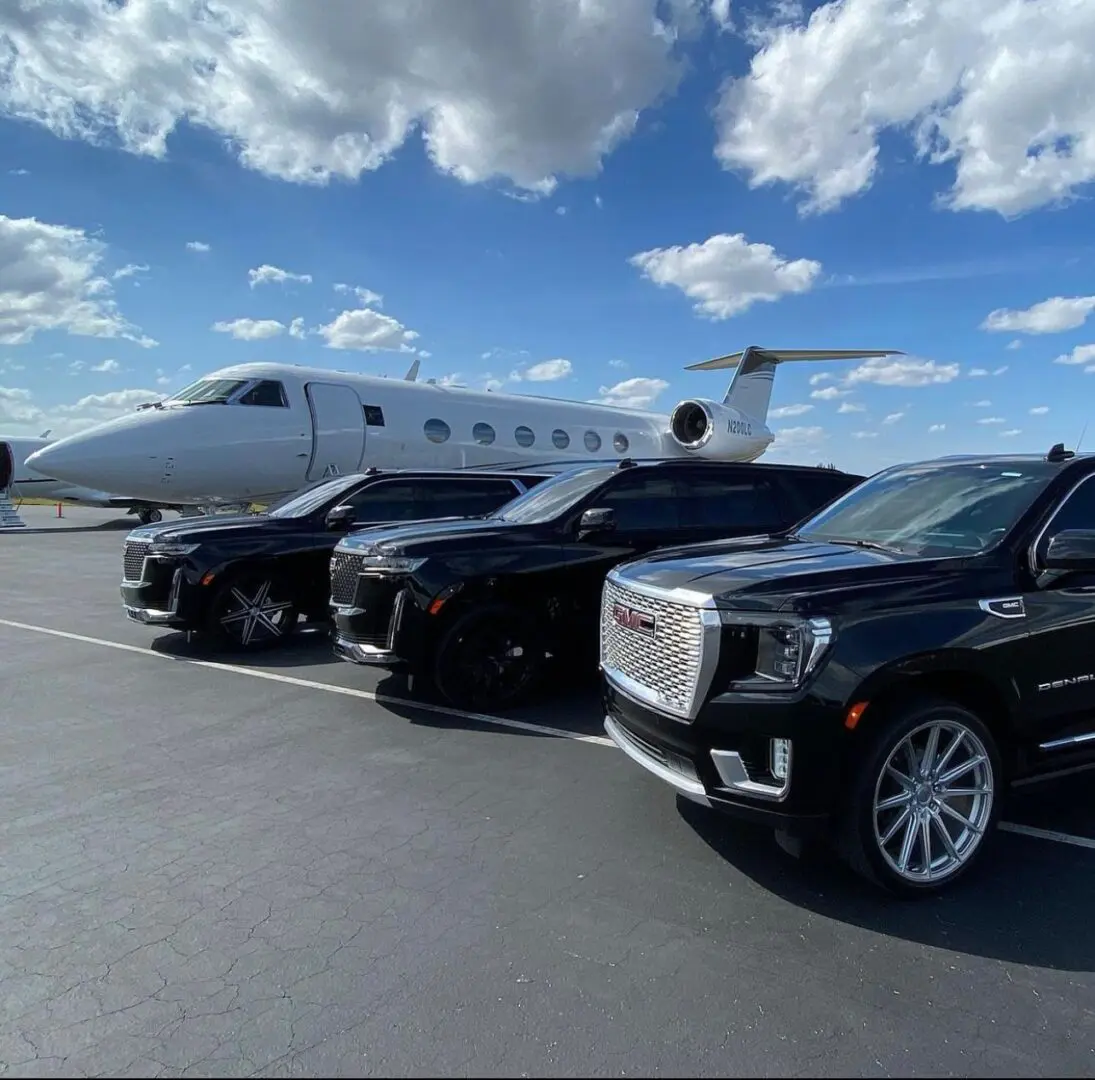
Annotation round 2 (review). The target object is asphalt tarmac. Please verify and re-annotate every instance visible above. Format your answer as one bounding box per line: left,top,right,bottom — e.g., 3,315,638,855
2,507,1094,1076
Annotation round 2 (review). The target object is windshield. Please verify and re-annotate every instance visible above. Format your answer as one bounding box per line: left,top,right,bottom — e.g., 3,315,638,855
165,378,250,405
496,466,614,524
266,475,363,518
795,460,1059,556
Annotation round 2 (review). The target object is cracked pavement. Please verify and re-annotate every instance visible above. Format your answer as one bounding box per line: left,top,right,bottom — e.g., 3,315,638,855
1,513,1093,1076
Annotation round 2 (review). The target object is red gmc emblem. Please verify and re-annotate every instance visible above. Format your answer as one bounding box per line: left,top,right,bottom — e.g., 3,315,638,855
612,603,656,638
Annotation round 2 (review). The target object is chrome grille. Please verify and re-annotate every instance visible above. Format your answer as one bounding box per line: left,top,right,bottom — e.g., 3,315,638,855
330,551,364,605
122,539,151,582
600,578,706,718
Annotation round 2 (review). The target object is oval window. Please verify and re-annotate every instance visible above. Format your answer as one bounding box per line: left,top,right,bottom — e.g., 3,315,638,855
613,432,630,453
515,425,535,448
552,428,570,450
424,418,451,444
584,430,602,452
473,422,496,445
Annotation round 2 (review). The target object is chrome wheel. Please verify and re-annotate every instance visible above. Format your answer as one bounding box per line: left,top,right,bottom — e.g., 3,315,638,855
872,719,995,884
217,579,296,647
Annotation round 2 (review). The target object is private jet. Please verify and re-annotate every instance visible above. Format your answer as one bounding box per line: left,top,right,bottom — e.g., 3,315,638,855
1,433,184,523
25,347,899,511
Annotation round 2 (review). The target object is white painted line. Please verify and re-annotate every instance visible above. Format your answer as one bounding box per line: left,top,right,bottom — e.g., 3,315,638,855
998,821,1095,851
4,617,1095,849
0,617,614,747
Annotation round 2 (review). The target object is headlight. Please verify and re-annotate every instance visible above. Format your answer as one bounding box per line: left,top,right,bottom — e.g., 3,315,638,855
355,554,426,573
149,543,199,556
724,614,833,690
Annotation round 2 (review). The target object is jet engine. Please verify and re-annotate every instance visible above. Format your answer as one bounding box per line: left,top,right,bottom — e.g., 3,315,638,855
668,398,764,457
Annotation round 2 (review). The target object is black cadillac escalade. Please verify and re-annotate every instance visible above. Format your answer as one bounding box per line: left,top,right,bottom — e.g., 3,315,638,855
119,467,549,649
601,444,1095,896
330,458,863,711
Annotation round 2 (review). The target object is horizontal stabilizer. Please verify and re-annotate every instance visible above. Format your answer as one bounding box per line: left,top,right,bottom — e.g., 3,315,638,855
686,347,903,372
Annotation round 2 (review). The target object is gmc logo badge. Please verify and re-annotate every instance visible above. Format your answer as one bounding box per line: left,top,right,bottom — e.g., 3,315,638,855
612,603,656,638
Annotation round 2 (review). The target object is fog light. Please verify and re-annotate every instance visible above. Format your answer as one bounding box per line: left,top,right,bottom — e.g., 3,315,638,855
769,738,791,781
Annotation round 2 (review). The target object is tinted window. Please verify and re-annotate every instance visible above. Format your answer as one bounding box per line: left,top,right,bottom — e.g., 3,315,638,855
239,380,286,407
552,429,570,450
1039,475,1095,552
265,475,363,518
596,473,681,531
678,474,785,531
613,432,629,453
781,471,860,519
348,480,427,523
473,422,496,445
797,461,1058,556
166,378,249,404
363,404,385,426
498,466,616,523
515,425,535,448
584,430,601,452
417,478,519,519
424,418,451,443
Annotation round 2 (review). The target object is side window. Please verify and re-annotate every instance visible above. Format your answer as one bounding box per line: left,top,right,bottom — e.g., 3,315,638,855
595,474,681,531
363,404,385,426
780,472,856,521
238,380,287,407
415,478,520,519
1040,476,1095,553
345,480,424,523
677,474,786,531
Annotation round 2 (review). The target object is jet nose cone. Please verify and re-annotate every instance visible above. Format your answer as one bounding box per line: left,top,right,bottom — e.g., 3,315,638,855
24,421,161,496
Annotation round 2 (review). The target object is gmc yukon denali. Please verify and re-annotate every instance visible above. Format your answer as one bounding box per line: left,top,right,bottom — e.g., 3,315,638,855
601,444,1095,896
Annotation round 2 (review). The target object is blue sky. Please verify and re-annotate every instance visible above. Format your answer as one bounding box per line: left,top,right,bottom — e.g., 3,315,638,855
1,0,1094,473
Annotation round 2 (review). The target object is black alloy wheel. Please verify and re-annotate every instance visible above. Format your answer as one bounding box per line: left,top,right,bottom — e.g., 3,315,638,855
207,574,299,650
431,605,546,712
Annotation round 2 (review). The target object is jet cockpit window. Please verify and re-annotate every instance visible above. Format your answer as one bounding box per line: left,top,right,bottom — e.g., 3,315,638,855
166,378,250,405
238,380,288,407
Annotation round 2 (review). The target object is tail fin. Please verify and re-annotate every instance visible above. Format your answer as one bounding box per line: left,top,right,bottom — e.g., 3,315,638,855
403,359,421,382
685,347,903,424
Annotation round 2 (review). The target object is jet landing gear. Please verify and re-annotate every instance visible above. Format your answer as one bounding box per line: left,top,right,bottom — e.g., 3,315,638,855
129,505,163,525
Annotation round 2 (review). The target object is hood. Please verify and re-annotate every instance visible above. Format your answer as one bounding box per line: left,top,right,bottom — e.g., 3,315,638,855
127,513,279,543
616,534,970,613
337,514,527,554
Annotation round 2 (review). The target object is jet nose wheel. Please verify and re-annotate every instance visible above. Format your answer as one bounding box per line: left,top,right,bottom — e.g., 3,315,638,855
137,508,162,525
206,575,299,651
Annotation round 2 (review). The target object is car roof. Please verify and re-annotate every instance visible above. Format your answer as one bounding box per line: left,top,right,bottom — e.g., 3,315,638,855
526,457,864,480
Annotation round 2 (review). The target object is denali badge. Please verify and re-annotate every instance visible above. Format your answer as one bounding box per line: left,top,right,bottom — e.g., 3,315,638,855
612,603,656,638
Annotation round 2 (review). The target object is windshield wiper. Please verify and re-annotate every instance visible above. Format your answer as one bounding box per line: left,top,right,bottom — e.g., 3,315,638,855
828,537,908,555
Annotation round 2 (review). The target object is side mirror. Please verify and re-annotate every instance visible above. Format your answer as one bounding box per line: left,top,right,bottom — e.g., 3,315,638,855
1043,529,1095,572
325,504,356,530
578,506,616,537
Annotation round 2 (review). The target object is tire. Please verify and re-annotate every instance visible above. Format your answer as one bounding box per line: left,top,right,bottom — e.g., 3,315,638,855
204,572,299,651
837,696,1002,897
146,508,163,524
430,604,547,712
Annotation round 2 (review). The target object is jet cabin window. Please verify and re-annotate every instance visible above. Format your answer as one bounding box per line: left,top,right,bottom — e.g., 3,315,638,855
238,380,287,407
363,405,385,427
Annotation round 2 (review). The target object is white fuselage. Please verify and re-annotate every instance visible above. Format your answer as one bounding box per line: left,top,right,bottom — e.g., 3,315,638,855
25,362,776,507
1,435,143,506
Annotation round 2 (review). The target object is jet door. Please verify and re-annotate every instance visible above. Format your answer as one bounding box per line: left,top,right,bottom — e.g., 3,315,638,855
304,383,367,482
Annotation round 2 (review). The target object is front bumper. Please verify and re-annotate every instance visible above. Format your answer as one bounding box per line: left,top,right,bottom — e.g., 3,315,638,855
603,675,843,833
332,629,403,667
119,560,188,627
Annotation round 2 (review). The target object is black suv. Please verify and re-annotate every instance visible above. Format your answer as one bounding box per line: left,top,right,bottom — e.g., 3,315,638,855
330,458,863,710
119,467,550,649
601,445,1095,896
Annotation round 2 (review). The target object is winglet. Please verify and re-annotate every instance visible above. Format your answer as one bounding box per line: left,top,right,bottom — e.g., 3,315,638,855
403,358,421,381
685,347,904,372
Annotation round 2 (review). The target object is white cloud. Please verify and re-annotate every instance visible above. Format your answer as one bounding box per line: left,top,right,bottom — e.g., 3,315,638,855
992,365,1008,376
0,385,41,424
594,195,604,209
852,431,878,439
882,411,904,424
516,358,573,382
555,206,567,216
186,241,210,253
771,425,827,450
609,358,628,369
248,264,313,288
712,0,1095,218
211,317,285,341
973,400,992,407
809,372,835,386
709,0,733,31
811,385,850,401
630,232,821,318
968,367,989,377
845,356,960,388
112,262,148,280
316,303,419,353
288,317,306,340
1006,339,1022,350
929,423,945,432
837,401,865,413
1030,405,1050,415
769,403,814,419
1000,429,1022,437
1053,344,1095,366
0,214,155,347
334,284,383,307
982,296,1095,334
0,0,705,196
90,358,120,373
977,416,1006,425
593,377,669,410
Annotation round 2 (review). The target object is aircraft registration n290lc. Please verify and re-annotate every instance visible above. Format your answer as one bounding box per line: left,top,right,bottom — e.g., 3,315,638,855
25,347,900,510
